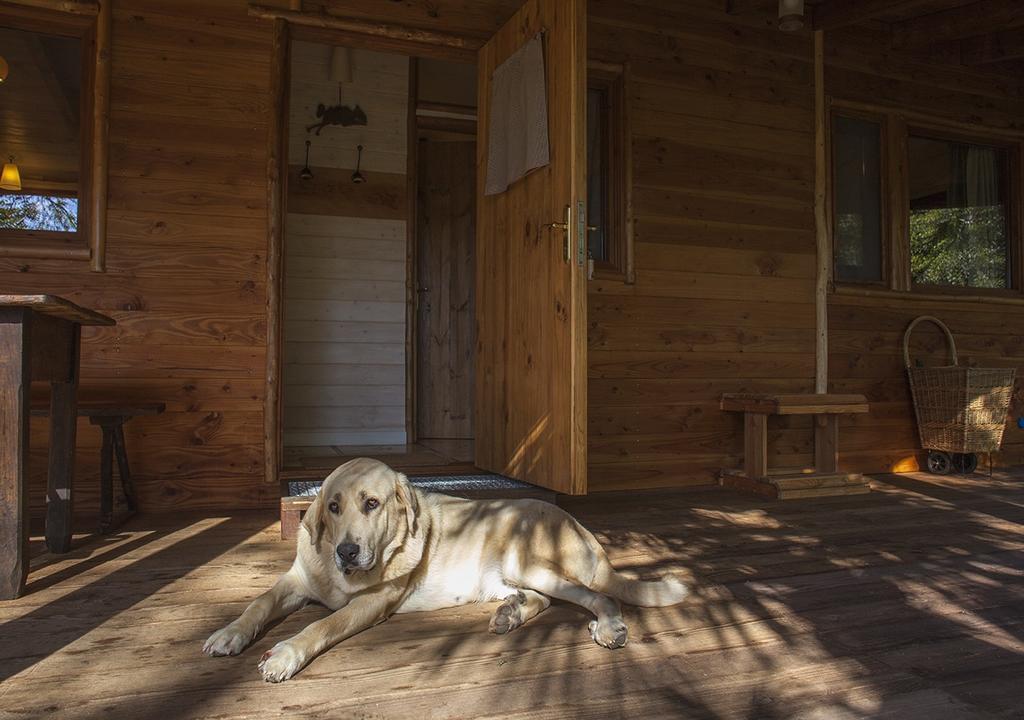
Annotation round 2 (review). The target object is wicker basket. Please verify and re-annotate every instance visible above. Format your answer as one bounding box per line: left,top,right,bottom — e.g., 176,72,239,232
903,315,1016,454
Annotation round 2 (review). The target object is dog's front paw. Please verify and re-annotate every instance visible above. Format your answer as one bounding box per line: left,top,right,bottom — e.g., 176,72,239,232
258,641,306,682
203,623,252,656
588,617,628,649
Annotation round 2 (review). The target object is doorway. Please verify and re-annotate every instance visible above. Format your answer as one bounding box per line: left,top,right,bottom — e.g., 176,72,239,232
413,59,478,469
279,43,479,477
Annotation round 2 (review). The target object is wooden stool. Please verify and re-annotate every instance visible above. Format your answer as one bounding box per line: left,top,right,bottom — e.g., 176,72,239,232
720,393,871,499
33,402,165,532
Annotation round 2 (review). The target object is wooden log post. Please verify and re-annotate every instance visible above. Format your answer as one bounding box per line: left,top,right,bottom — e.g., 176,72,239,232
264,18,288,490
813,29,829,395
90,0,111,272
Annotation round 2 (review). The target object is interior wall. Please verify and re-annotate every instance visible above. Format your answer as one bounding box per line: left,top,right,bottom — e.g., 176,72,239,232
824,23,1024,473
0,0,275,524
282,42,409,448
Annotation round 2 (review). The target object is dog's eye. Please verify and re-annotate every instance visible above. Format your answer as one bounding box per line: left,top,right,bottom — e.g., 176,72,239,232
328,501,339,514
365,498,379,511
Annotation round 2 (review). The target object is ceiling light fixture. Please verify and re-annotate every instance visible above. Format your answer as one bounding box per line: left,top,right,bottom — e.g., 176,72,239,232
0,156,22,191
778,0,805,32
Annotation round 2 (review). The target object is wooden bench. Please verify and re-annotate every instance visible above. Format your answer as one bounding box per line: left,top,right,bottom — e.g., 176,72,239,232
719,393,871,499
33,402,165,532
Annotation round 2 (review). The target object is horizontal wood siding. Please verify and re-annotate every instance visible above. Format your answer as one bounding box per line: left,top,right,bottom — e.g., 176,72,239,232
586,0,817,491
825,23,1024,472
0,0,275,524
283,44,409,447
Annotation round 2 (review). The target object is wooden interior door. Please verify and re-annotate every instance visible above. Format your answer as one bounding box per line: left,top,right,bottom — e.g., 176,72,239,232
416,139,476,440
475,0,587,494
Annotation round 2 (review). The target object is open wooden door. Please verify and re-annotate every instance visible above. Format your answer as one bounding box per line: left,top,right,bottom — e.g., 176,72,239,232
475,0,587,494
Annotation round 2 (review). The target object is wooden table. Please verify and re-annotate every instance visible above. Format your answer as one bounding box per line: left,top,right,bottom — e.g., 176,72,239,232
0,294,115,599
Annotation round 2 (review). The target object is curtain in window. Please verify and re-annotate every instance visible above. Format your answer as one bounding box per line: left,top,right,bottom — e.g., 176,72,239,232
949,145,998,208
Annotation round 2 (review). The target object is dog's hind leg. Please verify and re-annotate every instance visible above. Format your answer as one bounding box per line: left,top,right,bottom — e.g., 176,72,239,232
515,565,628,649
489,589,550,635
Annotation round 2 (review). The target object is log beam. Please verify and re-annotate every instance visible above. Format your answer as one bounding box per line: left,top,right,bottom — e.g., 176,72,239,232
247,4,480,60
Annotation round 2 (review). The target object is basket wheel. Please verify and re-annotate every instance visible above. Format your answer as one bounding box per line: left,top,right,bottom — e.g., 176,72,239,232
953,453,979,474
926,451,953,475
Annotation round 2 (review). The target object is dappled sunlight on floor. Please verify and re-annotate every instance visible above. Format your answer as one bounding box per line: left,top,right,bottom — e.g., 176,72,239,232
2,472,1023,719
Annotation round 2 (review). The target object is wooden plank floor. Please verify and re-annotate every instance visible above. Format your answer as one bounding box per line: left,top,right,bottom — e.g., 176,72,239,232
2,471,1023,719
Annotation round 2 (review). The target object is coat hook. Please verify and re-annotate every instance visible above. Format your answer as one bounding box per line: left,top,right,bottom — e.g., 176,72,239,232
351,144,366,184
300,140,314,180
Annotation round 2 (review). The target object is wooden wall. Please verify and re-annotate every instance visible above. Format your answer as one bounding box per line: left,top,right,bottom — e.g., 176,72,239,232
4,0,1023,520
282,43,409,447
585,0,819,491
824,24,1024,473
0,0,275,524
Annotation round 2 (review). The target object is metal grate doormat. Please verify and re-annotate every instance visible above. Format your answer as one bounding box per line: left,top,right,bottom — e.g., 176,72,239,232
288,474,535,498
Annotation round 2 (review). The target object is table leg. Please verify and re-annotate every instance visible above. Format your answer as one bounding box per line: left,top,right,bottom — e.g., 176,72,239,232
0,316,31,600
744,412,769,481
814,414,839,474
45,325,80,554
112,422,136,512
99,424,114,533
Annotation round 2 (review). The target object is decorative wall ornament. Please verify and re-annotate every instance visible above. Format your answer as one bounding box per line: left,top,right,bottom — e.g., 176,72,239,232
306,103,368,135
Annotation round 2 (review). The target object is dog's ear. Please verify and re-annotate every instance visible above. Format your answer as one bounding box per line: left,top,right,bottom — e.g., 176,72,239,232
301,494,327,551
394,472,419,537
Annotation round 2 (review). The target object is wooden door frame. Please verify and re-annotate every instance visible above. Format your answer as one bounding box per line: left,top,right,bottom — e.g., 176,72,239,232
262,12,485,488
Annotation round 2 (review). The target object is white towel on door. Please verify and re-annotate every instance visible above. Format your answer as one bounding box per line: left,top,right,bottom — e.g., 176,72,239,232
484,32,550,196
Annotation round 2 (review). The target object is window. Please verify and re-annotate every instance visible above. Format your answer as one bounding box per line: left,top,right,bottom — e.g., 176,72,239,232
586,67,632,281
830,106,1019,294
908,135,1010,289
0,4,109,266
833,115,883,283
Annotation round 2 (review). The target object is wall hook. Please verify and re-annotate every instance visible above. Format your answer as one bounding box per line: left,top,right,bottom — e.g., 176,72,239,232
351,145,366,184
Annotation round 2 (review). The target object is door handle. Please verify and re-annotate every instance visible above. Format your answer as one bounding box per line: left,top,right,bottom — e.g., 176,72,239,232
546,205,573,262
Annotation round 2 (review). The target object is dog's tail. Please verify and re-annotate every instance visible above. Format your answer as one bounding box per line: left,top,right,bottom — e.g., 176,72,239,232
592,564,689,607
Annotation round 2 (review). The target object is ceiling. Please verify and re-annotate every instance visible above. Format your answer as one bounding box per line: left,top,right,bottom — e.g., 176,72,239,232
725,0,1024,70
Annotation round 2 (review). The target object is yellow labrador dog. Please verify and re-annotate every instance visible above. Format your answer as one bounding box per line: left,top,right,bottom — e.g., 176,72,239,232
203,458,687,682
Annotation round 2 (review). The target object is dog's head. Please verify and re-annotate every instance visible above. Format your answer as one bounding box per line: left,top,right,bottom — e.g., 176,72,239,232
301,458,419,576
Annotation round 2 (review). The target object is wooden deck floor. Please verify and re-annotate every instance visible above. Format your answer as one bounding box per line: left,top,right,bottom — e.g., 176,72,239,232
2,472,1023,719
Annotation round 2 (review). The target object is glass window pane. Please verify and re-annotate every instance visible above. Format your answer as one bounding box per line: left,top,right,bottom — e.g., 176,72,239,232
586,86,608,262
909,135,1009,289
833,115,883,282
0,195,78,231
0,28,82,234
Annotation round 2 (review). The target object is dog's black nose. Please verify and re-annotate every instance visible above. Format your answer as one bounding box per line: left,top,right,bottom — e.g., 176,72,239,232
336,543,360,563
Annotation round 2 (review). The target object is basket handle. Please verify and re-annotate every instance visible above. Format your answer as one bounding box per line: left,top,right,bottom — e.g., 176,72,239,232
902,315,958,369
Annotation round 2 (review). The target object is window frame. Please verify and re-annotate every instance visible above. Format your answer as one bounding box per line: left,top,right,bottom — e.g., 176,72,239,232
904,124,1020,297
0,4,105,265
828,106,891,288
586,62,634,284
828,98,1024,298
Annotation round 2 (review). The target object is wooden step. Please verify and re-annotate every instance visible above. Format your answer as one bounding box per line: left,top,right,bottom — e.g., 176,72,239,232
776,485,872,500
720,468,871,500
769,472,866,491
